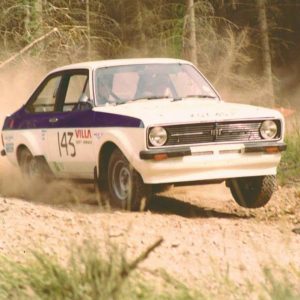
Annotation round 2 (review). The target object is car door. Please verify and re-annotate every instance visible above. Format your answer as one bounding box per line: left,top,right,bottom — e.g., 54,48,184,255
45,69,96,179
22,73,63,167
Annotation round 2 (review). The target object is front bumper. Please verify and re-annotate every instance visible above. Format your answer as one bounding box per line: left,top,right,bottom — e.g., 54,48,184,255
140,142,286,160
137,142,286,184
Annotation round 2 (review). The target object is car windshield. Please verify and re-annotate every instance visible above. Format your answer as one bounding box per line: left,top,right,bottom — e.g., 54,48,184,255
94,63,219,106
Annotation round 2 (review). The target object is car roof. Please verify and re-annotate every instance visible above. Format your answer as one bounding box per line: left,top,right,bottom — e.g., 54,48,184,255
49,58,193,74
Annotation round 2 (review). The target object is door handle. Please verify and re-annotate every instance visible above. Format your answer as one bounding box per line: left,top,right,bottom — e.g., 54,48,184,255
49,117,59,123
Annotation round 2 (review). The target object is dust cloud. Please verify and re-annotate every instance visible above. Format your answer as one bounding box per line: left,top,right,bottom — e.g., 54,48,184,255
0,58,97,205
0,58,46,176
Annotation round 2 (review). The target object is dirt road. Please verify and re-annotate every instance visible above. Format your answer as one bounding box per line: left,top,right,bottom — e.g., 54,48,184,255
0,156,299,292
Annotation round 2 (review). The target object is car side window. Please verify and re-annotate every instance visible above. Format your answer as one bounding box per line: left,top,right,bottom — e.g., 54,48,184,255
31,75,62,113
63,74,89,111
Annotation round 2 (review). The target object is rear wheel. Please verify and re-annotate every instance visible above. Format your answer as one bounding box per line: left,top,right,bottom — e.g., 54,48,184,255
107,148,149,211
228,175,277,208
18,147,51,180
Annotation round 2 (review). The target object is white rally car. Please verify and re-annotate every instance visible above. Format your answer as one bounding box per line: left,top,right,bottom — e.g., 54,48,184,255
1,58,286,210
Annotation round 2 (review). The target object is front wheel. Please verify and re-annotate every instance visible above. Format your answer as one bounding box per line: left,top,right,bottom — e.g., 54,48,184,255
107,149,149,211
227,175,277,208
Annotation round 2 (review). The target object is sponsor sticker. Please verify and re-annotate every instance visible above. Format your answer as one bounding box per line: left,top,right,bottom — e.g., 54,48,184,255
93,132,103,140
5,143,14,153
41,129,47,141
52,162,64,172
4,135,14,142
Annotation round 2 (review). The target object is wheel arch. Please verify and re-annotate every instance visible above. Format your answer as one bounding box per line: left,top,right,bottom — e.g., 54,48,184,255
16,144,30,166
16,144,52,174
98,141,118,183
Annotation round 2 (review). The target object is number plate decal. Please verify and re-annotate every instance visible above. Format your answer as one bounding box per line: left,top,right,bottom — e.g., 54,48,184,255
57,131,76,157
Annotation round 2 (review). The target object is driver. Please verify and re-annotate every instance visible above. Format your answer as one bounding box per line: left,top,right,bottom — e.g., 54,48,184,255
140,73,173,99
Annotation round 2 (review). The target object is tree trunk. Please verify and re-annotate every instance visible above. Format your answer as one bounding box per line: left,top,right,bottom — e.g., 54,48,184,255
257,0,274,106
136,0,147,56
24,0,43,42
86,0,91,60
24,0,31,41
185,0,198,66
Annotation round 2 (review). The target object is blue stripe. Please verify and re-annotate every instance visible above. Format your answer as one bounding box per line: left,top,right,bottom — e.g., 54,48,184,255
2,107,144,130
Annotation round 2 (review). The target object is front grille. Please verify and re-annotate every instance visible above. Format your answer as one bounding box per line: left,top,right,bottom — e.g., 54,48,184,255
152,120,280,147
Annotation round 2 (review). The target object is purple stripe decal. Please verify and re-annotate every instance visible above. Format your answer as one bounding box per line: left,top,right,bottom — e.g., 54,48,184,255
2,107,143,130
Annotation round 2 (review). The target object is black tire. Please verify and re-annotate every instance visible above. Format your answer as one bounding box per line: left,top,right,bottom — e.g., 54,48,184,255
152,184,173,194
107,148,149,211
18,147,51,180
228,175,277,208
94,167,111,208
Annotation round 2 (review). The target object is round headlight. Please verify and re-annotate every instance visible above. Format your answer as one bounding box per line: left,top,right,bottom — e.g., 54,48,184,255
260,120,278,140
149,127,167,146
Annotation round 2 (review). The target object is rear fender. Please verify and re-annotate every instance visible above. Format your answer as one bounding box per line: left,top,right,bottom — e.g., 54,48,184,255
15,130,45,160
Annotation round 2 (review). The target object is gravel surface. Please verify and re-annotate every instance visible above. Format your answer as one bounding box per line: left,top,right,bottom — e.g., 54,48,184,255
1,158,300,290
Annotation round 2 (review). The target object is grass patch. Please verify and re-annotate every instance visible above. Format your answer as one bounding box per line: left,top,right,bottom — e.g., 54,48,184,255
278,132,300,185
0,239,203,300
261,267,300,300
0,240,299,300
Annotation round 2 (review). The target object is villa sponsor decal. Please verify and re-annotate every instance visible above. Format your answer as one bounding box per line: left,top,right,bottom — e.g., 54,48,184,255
75,129,92,139
75,129,92,145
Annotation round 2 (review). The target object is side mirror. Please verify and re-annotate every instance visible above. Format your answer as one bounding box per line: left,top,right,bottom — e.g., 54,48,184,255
79,94,93,105
76,94,94,111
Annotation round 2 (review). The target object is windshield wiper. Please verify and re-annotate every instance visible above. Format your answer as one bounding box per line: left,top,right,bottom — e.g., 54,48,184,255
115,94,216,105
133,95,172,101
116,95,171,105
172,94,217,101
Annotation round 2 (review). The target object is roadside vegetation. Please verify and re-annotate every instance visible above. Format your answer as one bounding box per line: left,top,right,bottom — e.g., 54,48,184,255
0,239,203,300
278,116,300,186
0,239,299,300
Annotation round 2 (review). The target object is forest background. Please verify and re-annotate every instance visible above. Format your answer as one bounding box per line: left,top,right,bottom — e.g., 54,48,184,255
0,0,300,109
0,3,300,298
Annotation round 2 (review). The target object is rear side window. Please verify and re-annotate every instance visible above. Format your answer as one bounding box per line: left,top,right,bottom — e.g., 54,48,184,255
63,74,89,111
31,75,62,113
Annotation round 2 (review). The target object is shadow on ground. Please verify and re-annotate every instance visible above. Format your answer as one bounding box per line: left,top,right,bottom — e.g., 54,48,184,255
148,194,251,219
0,175,251,219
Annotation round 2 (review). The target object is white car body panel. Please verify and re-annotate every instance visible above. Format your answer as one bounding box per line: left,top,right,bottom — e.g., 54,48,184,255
94,99,283,127
1,58,285,188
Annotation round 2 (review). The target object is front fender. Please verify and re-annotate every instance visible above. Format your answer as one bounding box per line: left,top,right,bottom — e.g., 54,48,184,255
96,127,145,173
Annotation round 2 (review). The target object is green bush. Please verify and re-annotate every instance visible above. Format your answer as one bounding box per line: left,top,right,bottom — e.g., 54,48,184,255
278,132,300,185
0,241,299,300
0,239,202,300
